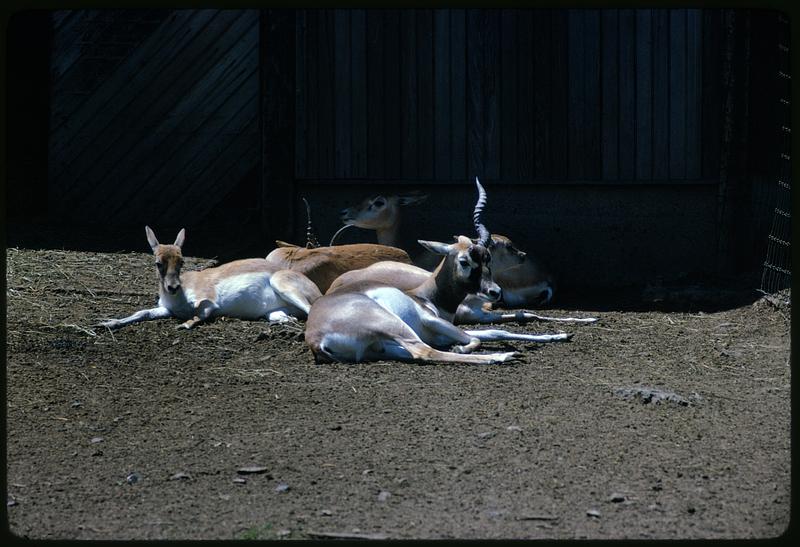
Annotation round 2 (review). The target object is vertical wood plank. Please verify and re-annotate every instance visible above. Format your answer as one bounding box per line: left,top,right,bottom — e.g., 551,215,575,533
549,9,568,180
366,9,385,179
416,9,434,180
519,8,537,179
383,10,401,179
583,10,601,179
294,10,307,179
669,9,687,179
468,9,500,180
567,10,584,180
702,9,723,179
652,9,669,180
351,9,367,178
686,8,702,179
434,9,452,180
304,10,319,179
261,9,295,242
635,9,653,180
334,9,352,178
400,9,418,179
500,9,518,180
568,9,600,180
618,9,636,180
450,9,467,180
317,9,335,178
601,9,619,180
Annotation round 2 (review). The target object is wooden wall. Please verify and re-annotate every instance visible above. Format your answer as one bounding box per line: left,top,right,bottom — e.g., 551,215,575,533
47,10,260,227
294,8,722,184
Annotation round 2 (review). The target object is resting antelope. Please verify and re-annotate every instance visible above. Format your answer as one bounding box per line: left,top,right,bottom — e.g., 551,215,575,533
99,227,323,330
335,183,556,306
328,179,597,325
262,197,415,294
305,184,572,365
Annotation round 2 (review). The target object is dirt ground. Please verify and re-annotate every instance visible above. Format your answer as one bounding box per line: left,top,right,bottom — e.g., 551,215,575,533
4,247,792,540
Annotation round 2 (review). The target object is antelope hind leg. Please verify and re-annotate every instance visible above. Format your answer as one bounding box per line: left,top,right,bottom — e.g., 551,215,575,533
269,269,323,316
394,337,518,365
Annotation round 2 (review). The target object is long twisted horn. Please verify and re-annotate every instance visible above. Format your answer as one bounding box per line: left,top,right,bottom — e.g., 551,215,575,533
302,197,320,249
472,177,491,248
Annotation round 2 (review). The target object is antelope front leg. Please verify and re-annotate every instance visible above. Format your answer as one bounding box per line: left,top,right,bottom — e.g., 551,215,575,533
419,315,482,354
455,300,598,325
178,299,218,329
98,306,172,330
463,329,573,343
506,311,598,324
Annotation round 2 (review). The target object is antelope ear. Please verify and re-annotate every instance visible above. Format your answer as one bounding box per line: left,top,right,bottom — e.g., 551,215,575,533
275,240,300,248
456,235,473,246
145,226,159,253
398,193,428,206
173,228,186,248
417,239,452,256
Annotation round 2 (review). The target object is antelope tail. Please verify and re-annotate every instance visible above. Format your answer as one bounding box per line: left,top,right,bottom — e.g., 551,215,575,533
302,197,320,249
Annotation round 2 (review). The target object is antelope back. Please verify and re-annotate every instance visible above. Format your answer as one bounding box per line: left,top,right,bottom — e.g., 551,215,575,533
265,243,412,293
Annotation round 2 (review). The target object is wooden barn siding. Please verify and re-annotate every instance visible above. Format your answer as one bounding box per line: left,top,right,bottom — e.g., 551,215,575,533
48,9,260,226
294,8,718,183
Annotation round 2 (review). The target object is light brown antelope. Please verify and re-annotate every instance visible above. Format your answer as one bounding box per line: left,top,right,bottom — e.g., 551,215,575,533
99,226,323,330
333,192,428,248
328,179,597,325
305,182,572,365
265,196,415,294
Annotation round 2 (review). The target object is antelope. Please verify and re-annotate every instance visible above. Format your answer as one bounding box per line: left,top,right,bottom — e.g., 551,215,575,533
327,179,597,325
99,226,323,330
305,181,572,365
335,183,557,307
332,192,428,248
264,197,414,294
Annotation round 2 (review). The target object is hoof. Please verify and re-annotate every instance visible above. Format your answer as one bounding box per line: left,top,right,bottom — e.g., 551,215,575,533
491,351,519,364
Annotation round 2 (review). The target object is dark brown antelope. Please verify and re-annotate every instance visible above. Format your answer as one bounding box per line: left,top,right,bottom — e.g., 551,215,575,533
334,181,557,307
327,179,597,325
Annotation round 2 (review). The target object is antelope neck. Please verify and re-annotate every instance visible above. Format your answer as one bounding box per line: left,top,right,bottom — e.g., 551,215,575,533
409,256,469,315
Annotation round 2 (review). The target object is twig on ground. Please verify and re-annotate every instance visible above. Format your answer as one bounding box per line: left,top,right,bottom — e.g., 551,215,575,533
306,530,388,540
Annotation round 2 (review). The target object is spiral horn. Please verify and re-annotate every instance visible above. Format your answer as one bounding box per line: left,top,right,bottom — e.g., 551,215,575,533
472,177,491,248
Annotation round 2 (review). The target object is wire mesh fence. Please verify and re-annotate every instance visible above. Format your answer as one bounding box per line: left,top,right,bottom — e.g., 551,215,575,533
760,13,791,297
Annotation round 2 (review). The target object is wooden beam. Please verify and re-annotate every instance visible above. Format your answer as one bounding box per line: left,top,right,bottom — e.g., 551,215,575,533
260,9,296,244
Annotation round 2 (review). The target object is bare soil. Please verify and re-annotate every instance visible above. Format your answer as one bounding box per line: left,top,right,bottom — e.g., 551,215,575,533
4,247,791,540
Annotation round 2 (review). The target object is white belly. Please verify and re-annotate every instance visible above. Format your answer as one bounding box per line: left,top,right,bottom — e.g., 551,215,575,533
214,272,286,319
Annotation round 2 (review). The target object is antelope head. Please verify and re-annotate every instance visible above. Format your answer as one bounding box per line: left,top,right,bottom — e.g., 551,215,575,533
418,235,501,305
145,226,186,296
337,192,428,246
410,179,500,312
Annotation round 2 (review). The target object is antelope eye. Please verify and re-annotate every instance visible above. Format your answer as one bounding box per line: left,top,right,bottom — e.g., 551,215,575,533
156,261,164,270
458,258,471,268
373,198,386,208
